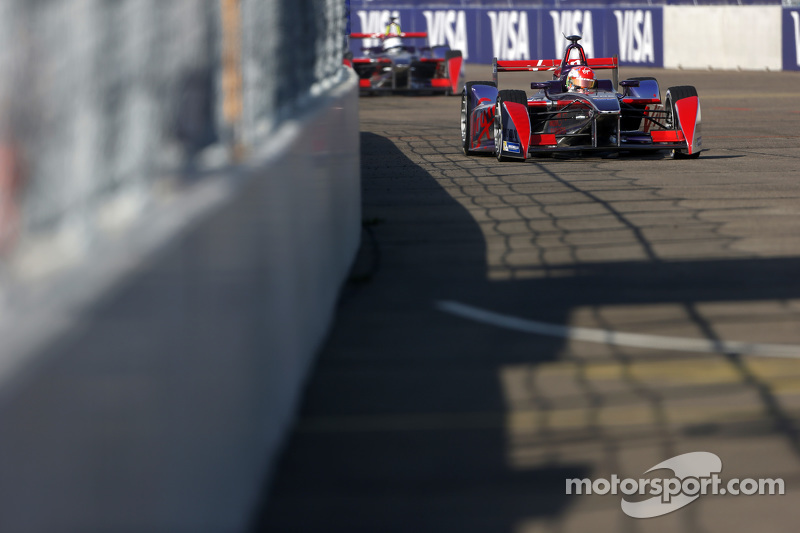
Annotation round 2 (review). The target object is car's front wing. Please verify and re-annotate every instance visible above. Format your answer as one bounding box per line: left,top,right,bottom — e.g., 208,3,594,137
352,55,462,94
466,99,696,156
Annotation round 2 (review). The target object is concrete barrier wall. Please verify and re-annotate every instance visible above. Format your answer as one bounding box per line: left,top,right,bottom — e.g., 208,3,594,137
0,67,360,533
664,6,782,71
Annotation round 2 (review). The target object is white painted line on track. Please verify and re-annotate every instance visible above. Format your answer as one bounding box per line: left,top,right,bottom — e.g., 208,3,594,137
436,300,800,359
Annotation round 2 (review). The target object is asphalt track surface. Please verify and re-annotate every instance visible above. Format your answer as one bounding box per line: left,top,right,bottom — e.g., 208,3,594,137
256,66,800,532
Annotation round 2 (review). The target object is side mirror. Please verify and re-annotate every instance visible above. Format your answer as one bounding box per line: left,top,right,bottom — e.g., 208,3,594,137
619,80,640,88
531,82,550,90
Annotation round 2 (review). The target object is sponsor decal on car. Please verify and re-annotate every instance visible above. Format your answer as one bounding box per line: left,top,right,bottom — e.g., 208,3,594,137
503,140,521,153
476,108,494,142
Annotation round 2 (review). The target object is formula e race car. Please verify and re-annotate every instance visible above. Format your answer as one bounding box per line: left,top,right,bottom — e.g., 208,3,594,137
347,32,463,95
460,35,701,160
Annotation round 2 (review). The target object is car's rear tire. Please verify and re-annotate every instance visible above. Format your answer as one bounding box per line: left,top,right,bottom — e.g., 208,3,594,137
665,85,700,159
461,80,495,156
495,89,528,162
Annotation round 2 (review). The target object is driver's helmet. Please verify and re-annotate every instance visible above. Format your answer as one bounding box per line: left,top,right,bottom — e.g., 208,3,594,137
566,66,596,92
382,36,403,52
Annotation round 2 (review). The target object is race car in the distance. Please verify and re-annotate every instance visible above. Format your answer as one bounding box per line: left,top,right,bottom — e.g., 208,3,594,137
461,35,701,160
347,32,463,95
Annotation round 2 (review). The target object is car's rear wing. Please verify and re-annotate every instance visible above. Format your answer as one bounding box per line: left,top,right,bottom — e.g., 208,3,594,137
493,56,619,88
350,32,429,39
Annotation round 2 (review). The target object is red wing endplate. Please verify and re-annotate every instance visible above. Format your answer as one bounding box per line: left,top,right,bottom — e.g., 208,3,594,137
674,96,702,155
503,101,531,159
447,55,463,94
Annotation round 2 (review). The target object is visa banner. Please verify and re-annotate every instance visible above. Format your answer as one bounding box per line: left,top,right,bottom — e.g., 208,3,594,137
349,7,663,67
349,0,760,7
784,9,800,71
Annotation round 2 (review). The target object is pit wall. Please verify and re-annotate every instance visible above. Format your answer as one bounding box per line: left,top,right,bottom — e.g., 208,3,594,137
0,68,360,533
349,3,800,71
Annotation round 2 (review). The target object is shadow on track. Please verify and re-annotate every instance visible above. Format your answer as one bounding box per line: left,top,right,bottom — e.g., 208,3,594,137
255,131,800,533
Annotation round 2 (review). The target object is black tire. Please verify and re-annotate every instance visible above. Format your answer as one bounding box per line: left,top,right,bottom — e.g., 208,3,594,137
461,80,496,156
665,85,700,159
494,89,528,162
444,50,463,96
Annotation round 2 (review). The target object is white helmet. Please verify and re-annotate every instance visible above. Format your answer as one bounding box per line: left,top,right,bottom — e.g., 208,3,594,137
382,36,403,52
566,67,596,92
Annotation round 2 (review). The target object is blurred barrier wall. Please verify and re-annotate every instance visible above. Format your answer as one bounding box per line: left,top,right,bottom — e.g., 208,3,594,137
0,0,348,267
0,0,359,532
0,71,360,533
0,0,216,261
348,0,799,71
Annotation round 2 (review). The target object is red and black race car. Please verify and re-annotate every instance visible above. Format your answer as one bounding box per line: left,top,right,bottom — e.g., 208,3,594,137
347,32,463,95
461,35,702,160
